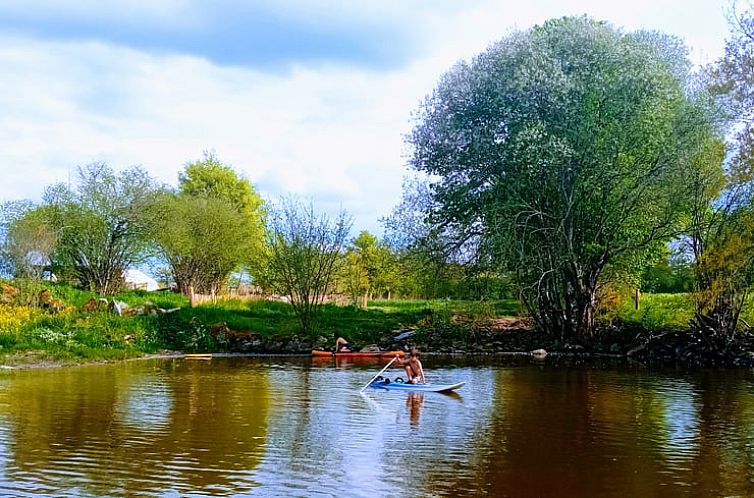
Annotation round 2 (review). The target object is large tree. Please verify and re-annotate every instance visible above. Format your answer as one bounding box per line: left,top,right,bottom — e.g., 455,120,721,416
409,17,720,340
152,194,254,296
0,201,58,305
43,163,161,295
687,2,754,347
154,154,267,294
343,231,397,306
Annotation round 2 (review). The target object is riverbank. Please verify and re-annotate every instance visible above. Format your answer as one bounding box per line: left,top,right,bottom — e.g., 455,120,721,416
2,283,754,368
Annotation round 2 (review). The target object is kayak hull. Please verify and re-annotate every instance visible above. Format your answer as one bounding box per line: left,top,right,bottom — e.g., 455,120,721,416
311,350,405,358
369,380,465,392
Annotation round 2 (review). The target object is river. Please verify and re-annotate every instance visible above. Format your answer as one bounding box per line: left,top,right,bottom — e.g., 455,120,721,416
0,356,752,497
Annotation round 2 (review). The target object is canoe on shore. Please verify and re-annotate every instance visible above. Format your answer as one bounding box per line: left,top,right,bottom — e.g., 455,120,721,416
311,350,405,358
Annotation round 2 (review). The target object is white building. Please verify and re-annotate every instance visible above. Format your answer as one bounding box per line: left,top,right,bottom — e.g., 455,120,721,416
123,269,160,292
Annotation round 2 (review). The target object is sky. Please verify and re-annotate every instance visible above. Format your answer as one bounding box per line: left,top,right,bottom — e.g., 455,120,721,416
0,0,734,235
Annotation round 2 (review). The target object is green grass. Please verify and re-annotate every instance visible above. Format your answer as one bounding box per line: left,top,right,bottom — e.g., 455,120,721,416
2,279,743,364
610,293,694,330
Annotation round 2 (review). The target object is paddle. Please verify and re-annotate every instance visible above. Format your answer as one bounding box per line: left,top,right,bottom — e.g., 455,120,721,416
359,356,398,393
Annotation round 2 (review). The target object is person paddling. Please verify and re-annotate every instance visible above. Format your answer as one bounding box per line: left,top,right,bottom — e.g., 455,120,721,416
394,348,426,384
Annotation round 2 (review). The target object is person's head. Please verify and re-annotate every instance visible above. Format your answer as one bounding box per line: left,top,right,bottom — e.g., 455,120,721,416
410,348,420,358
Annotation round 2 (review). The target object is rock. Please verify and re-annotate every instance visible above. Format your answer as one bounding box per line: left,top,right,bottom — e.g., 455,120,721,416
38,290,65,312
531,348,548,359
394,329,416,341
83,298,100,312
627,343,646,356
0,283,19,303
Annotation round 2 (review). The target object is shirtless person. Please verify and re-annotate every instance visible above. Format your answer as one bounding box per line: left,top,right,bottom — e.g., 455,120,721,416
335,336,352,352
394,349,426,384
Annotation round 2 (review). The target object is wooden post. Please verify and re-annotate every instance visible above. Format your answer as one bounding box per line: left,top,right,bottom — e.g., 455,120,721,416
634,288,641,310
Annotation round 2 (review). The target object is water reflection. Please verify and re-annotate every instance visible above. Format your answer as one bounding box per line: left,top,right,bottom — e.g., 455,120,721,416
2,359,754,496
406,392,424,426
0,359,270,496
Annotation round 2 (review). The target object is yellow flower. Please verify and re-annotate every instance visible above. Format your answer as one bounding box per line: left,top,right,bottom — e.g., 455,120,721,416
0,304,34,333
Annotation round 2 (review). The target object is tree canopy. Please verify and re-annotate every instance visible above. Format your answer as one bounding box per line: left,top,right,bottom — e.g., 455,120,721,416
265,198,351,334
408,16,722,339
42,163,162,295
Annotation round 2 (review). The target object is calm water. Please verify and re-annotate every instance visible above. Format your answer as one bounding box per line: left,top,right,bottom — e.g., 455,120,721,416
0,356,753,497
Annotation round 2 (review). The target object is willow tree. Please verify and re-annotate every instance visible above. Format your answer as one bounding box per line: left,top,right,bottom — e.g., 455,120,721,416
152,194,255,296
409,17,720,340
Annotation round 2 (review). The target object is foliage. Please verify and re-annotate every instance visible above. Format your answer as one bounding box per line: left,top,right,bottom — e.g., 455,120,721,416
690,209,754,346
684,3,754,347
150,153,269,294
408,16,720,341
714,3,754,164
152,193,256,295
641,250,694,293
179,152,265,222
337,231,399,306
41,163,163,295
337,250,369,306
264,197,352,334
0,201,58,305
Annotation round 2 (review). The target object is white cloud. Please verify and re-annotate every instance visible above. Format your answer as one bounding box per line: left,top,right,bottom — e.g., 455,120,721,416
0,0,732,234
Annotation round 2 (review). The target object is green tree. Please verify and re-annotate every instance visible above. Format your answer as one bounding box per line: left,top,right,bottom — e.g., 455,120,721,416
152,193,254,296
338,250,369,306
345,231,397,306
43,163,161,295
0,202,58,305
409,17,720,340
714,2,754,164
158,154,267,294
179,151,265,225
688,3,754,346
180,152,266,273
265,198,352,334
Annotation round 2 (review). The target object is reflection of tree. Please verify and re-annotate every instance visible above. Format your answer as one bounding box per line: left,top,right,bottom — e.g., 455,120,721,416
426,368,754,497
687,372,754,496
444,369,686,497
447,369,589,496
0,358,270,496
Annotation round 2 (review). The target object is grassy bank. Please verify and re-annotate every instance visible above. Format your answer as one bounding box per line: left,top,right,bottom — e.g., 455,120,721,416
0,281,742,366
0,282,522,364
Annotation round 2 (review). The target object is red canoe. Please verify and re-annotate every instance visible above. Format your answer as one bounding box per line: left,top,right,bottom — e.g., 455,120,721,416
311,350,405,358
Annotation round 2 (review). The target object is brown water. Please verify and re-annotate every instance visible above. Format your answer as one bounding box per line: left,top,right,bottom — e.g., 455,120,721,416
0,356,753,497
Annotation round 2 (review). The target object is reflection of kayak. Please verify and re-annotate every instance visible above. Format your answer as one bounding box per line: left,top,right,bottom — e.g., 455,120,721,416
185,353,212,360
311,350,405,358
370,379,465,392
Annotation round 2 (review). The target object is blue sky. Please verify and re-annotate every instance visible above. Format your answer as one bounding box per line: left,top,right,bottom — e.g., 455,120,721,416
0,0,733,235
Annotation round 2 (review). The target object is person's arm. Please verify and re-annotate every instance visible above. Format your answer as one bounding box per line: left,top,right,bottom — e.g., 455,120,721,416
418,360,426,384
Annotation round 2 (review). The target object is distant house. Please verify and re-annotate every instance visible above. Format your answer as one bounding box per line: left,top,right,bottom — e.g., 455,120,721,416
123,269,160,292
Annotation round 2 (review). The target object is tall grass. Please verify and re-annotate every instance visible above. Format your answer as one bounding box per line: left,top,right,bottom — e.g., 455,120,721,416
606,293,694,330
